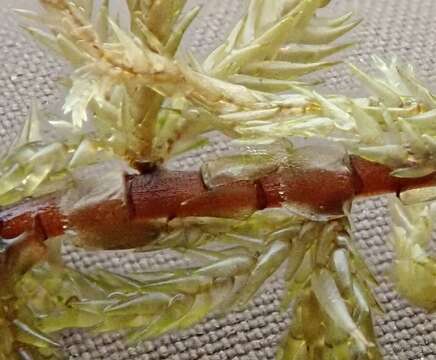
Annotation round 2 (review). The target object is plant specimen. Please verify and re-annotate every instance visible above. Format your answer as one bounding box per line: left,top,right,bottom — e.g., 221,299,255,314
0,0,435,359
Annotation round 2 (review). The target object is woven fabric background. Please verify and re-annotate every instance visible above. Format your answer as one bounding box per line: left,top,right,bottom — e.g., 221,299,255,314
1,1,436,359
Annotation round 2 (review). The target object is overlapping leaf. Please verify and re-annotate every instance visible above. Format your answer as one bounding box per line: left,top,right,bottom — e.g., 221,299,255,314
0,103,113,206
389,198,436,311
15,0,357,166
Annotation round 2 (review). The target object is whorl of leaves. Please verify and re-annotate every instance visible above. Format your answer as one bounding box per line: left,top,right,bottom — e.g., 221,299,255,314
16,0,356,164
11,210,381,359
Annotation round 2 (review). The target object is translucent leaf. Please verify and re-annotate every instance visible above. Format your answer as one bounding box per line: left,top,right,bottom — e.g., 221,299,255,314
258,0,286,32
22,161,55,196
165,6,200,56
398,118,428,156
228,74,312,92
397,65,436,109
170,291,213,330
203,20,244,73
311,269,370,353
355,145,408,167
389,199,436,311
194,256,255,278
400,186,436,205
314,222,339,266
64,77,98,127
235,240,290,305
0,164,25,197
71,299,116,314
277,42,353,63
104,292,171,316
13,320,60,349
37,309,102,333
139,275,213,295
158,278,236,334
23,26,60,55
29,143,66,168
242,60,339,79
126,294,194,343
213,44,265,77
145,0,187,43
251,0,304,51
391,166,436,179
68,139,98,168
201,153,279,188
350,102,383,145
91,269,143,291
238,0,263,45
404,108,436,131
333,248,352,293
134,17,165,53
349,63,402,107
15,101,43,147
299,20,361,44
285,223,318,281
372,56,411,96
96,0,110,42
314,12,353,27
312,92,355,130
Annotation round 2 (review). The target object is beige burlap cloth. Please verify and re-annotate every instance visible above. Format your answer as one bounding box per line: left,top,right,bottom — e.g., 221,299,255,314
0,1,435,359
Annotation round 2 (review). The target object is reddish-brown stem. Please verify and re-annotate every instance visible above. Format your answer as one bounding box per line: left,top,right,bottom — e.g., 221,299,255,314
350,156,436,195
0,196,61,276
1,156,436,259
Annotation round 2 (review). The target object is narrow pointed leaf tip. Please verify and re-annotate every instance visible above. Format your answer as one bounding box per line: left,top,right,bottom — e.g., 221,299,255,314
20,0,360,166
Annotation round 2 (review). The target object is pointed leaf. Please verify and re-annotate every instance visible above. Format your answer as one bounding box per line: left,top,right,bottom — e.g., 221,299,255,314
242,60,339,79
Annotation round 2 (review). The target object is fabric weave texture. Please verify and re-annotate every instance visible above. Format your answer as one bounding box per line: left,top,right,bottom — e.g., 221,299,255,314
1,1,436,359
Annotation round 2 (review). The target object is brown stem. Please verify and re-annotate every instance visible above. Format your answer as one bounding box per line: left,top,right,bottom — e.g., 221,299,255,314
1,156,436,257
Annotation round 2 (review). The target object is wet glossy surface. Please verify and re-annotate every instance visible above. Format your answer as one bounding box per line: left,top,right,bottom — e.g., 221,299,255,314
351,156,399,195
0,196,63,240
2,157,436,254
177,180,261,218
260,167,355,214
351,156,436,196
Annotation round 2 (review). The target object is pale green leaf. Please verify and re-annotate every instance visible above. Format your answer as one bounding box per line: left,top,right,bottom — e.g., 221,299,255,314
242,60,339,79
349,63,403,107
299,19,361,44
